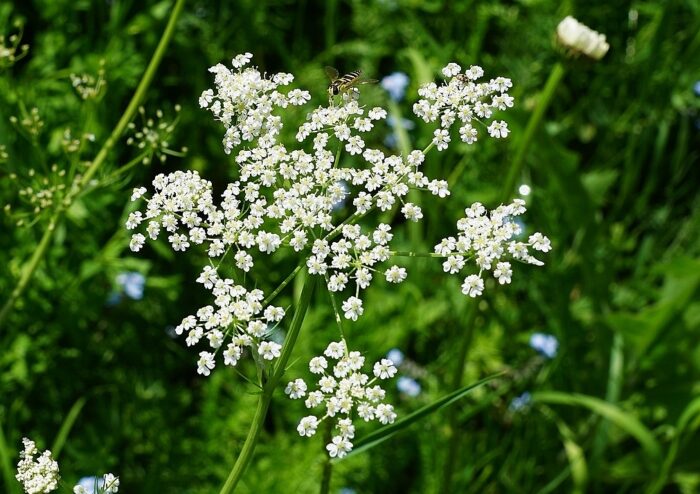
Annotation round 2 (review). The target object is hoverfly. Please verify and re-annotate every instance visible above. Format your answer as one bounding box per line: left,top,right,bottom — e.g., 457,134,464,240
325,66,377,98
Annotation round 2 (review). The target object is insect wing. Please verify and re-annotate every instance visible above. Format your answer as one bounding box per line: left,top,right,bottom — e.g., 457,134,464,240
325,66,340,81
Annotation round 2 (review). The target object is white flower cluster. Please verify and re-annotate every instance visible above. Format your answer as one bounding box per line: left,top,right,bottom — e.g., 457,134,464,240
413,62,514,148
73,473,120,494
199,52,310,153
15,438,60,494
175,265,285,376
436,199,552,297
285,340,397,458
126,54,527,376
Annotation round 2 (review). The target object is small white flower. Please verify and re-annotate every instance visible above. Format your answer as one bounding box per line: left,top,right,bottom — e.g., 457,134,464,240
130,187,147,201
197,351,216,376
264,306,285,322
285,379,308,399
487,120,510,138
309,356,328,374
341,296,364,321
231,52,253,68
297,416,319,437
103,473,120,494
494,261,512,285
442,62,462,77
129,233,146,252
368,107,387,120
373,359,397,379
461,274,484,297
433,128,451,151
258,341,282,360
385,266,407,283
529,232,552,252
326,435,353,458
325,341,346,359
375,403,397,424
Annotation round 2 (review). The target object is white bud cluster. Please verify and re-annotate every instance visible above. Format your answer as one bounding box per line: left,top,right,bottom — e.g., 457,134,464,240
286,340,397,458
556,16,609,60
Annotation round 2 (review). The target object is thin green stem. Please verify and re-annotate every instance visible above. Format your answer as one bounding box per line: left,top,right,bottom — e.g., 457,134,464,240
264,262,304,305
79,0,186,188
500,62,565,203
219,273,316,494
0,209,60,329
0,0,186,330
323,274,345,340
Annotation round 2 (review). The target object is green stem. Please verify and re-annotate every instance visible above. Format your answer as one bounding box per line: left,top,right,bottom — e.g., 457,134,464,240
323,274,345,339
0,0,186,330
219,273,316,494
264,263,304,305
500,62,565,203
0,209,60,329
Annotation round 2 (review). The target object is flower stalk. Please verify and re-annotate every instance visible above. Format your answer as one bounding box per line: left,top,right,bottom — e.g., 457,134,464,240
219,272,316,494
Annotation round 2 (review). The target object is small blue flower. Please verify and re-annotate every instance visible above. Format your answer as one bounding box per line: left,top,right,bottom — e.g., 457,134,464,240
384,133,398,149
75,476,104,494
386,348,404,366
694,81,700,97
397,376,421,397
116,272,145,300
386,115,416,131
381,72,410,101
509,391,532,412
529,332,558,358
339,489,357,494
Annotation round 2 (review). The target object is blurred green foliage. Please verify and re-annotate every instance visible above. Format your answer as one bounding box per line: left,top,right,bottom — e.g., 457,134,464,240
1,0,699,493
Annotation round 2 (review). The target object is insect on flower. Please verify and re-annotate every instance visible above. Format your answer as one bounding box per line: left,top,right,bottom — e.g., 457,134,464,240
325,66,377,98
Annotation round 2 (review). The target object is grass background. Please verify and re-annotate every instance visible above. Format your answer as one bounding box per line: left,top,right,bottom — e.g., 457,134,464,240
1,0,699,492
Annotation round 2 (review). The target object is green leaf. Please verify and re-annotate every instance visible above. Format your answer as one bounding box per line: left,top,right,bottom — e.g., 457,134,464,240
532,391,662,463
335,372,504,461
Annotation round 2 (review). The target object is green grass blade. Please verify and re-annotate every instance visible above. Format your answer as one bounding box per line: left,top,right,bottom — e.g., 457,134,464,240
532,391,662,463
336,372,504,461
51,396,87,459
0,419,21,494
